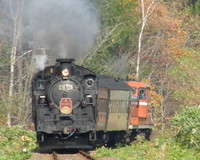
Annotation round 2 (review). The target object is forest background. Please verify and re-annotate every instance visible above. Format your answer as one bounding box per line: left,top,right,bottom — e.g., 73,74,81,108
0,0,200,159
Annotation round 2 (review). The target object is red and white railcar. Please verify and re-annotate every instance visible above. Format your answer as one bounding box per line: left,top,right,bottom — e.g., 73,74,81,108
127,81,153,139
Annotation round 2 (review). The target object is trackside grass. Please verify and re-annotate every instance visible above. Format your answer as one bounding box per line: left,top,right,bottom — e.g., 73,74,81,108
0,126,37,160
94,135,200,160
1,123,200,160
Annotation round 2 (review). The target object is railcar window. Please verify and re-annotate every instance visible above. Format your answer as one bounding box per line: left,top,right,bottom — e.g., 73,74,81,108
138,88,145,100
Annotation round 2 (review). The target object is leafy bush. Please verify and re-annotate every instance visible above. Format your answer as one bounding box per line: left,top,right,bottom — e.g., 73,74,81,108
0,126,37,160
171,107,200,150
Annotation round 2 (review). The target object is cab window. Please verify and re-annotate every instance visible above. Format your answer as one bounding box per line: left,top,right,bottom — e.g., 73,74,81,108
138,88,145,100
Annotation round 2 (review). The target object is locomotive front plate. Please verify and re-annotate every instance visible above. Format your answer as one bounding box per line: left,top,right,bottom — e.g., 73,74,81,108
60,98,72,114
58,84,73,90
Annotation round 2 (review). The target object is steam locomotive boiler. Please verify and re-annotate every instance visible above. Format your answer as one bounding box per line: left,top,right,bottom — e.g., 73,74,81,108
32,59,97,149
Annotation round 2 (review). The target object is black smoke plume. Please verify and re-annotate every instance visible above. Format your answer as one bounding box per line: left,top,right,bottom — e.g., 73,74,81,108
25,0,99,67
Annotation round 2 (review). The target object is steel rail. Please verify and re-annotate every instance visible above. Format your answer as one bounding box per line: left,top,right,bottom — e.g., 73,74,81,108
52,151,59,160
79,150,96,160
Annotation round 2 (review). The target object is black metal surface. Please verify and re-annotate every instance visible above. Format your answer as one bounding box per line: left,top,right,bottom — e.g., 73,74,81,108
48,78,83,108
98,76,132,90
56,58,75,63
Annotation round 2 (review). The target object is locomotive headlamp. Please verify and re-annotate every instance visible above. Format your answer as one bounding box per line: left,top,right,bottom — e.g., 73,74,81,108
62,68,69,77
86,78,94,87
39,95,46,99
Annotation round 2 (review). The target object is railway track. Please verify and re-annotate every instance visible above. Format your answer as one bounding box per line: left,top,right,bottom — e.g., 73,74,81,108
79,150,96,160
51,150,96,160
52,151,58,160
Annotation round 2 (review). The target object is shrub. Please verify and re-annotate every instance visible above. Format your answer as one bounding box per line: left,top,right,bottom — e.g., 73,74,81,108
171,107,200,150
0,126,37,160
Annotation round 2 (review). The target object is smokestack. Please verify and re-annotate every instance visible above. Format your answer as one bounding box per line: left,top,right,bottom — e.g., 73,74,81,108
56,59,74,64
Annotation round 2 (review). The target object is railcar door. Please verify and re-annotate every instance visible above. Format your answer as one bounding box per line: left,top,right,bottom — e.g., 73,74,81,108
106,90,131,131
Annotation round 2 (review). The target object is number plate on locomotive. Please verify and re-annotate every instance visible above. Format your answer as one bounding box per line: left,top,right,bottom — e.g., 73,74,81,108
60,98,72,114
58,84,73,90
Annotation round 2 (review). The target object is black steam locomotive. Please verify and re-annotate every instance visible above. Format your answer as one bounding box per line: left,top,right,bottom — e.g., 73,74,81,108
32,59,153,149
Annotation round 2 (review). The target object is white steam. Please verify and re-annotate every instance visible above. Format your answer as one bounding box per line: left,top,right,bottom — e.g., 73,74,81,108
33,54,48,71
0,0,99,70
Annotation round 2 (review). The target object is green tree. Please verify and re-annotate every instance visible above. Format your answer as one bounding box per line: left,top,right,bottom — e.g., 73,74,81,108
169,50,200,107
81,0,139,77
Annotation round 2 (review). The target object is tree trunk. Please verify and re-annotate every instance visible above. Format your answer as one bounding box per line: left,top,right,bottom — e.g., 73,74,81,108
136,0,157,79
8,0,24,127
8,32,17,127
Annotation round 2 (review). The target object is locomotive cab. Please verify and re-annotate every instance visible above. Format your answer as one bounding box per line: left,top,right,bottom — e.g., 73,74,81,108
127,81,153,140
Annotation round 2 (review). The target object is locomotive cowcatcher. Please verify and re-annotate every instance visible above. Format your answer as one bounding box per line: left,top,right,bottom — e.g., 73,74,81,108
32,59,153,149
